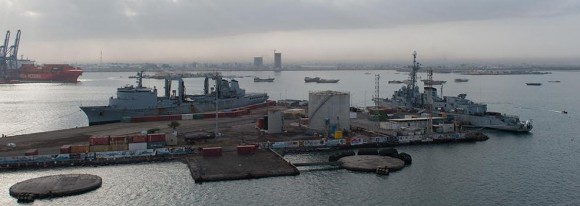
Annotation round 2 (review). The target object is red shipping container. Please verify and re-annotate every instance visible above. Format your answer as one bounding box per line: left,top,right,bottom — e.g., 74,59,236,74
110,135,127,144
25,149,38,156
203,113,216,119
202,147,222,157
130,135,147,143
147,134,166,142
237,145,256,155
89,135,110,145
60,145,71,154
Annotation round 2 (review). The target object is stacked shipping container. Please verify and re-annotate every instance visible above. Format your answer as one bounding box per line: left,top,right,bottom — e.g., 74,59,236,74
128,134,148,151
147,134,166,149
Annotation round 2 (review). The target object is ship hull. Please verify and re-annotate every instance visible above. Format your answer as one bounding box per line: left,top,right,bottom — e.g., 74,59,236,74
9,64,83,83
450,114,532,132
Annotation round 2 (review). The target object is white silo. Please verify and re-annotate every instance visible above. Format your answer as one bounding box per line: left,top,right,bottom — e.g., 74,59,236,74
268,110,283,134
308,91,350,132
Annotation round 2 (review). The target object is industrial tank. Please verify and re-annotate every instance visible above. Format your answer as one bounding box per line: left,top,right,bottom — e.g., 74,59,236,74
308,91,350,132
268,110,283,134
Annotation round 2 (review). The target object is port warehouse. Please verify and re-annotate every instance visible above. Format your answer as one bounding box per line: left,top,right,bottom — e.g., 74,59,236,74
0,133,471,167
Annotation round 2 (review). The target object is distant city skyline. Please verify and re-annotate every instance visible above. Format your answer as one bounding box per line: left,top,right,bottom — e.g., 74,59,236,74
1,0,580,64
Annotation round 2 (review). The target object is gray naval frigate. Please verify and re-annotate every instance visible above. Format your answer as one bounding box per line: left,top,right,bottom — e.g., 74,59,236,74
81,72,268,125
379,51,532,132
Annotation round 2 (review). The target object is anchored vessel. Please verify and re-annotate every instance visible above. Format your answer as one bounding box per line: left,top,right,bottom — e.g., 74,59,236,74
379,51,532,132
421,79,446,85
81,72,269,125
254,77,274,82
304,77,339,83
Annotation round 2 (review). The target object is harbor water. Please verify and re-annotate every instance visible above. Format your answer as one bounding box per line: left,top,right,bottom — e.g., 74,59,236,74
1,70,580,205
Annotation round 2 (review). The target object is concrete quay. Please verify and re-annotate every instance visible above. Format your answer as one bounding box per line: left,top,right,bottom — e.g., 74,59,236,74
186,149,299,183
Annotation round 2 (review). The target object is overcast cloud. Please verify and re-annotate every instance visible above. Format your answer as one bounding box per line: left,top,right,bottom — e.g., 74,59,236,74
1,0,579,64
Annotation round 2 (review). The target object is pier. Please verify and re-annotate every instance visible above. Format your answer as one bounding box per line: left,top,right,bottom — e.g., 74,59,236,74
186,149,299,183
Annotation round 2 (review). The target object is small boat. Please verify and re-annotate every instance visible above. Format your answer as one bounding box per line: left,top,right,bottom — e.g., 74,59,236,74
454,78,469,82
421,79,446,85
254,77,274,82
304,77,339,83
388,80,404,84
562,111,568,114
526,83,542,86
548,81,561,83
317,78,339,83
304,77,320,83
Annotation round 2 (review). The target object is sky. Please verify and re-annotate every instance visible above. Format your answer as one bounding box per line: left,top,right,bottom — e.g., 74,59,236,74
1,0,580,64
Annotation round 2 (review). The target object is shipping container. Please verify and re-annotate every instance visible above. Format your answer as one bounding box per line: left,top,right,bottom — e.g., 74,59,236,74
89,135,110,145
147,134,166,142
182,114,194,120
147,141,166,149
237,145,257,155
90,145,109,152
202,147,222,157
70,145,90,153
25,149,38,156
109,144,129,151
193,113,204,119
130,135,147,143
60,145,71,154
128,142,148,151
334,131,343,139
121,116,132,123
109,135,128,144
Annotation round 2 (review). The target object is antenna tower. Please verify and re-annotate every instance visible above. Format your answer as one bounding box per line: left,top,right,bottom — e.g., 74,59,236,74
374,74,380,106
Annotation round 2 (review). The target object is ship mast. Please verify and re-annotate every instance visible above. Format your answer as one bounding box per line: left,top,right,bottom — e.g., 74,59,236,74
407,51,420,107
373,74,380,106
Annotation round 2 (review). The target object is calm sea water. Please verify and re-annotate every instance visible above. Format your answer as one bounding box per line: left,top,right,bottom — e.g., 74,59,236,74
1,70,580,205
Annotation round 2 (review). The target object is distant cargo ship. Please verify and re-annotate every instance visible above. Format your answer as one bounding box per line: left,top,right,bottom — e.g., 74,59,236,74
1,61,83,83
421,79,446,85
17,64,83,83
304,77,339,83
254,77,274,82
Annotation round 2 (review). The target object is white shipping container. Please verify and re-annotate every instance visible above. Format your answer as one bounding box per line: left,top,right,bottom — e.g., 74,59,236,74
182,114,194,120
128,142,148,151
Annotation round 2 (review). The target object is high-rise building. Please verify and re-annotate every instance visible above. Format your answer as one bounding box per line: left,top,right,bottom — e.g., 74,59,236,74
253,57,263,67
274,52,282,69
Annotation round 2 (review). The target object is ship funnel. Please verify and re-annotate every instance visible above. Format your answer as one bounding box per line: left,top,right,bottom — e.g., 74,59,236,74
178,79,185,103
164,78,171,98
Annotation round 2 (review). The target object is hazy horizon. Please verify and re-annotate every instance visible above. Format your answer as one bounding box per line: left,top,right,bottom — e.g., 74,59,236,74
1,0,580,64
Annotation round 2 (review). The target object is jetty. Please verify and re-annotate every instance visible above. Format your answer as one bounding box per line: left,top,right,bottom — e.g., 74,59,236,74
185,149,299,183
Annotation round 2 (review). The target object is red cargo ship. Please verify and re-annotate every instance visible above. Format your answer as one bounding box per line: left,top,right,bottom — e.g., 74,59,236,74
16,64,83,83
